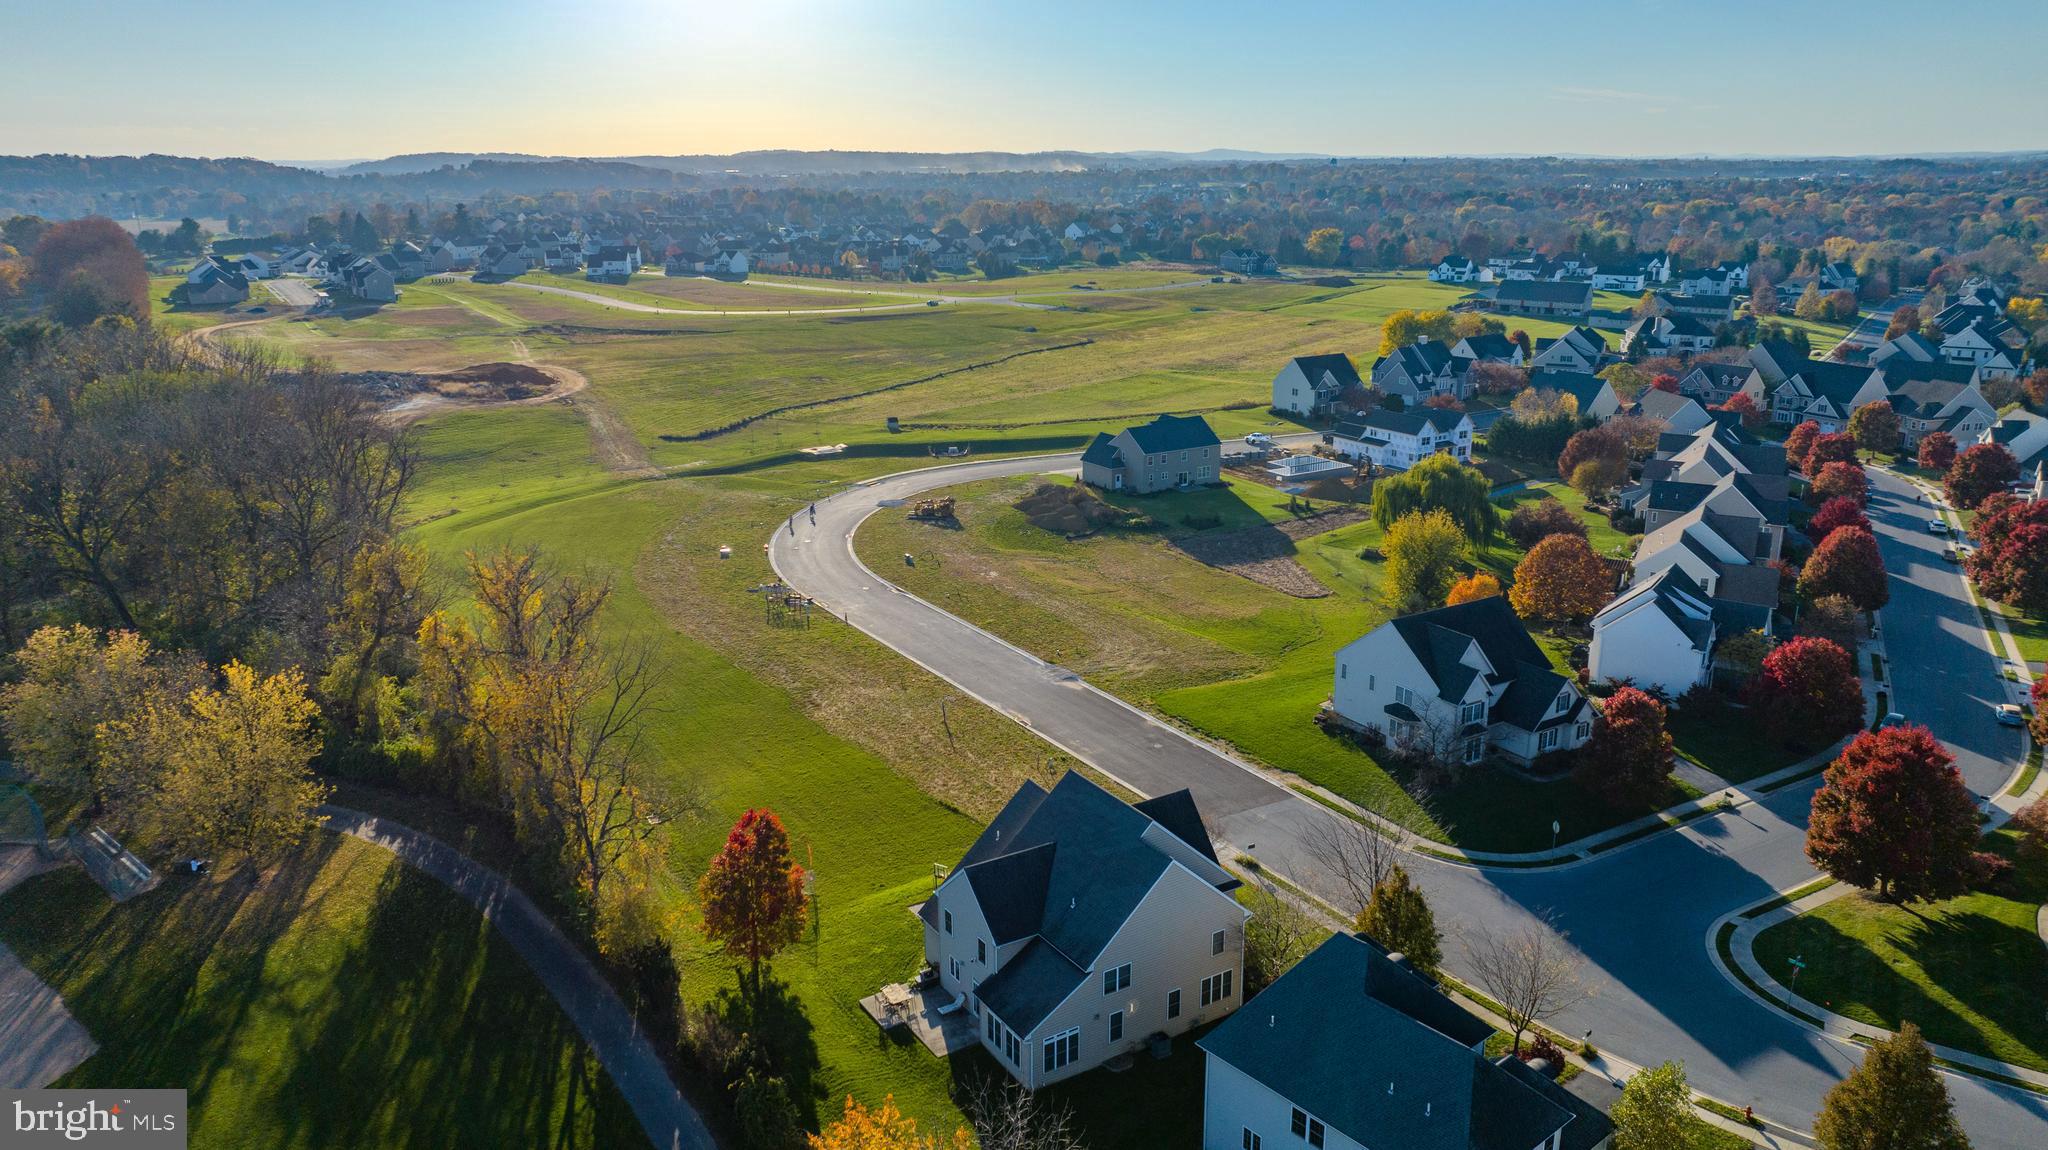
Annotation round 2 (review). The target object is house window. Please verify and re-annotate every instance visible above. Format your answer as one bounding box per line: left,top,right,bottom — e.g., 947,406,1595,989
978,939,987,963
1577,721,1591,740
1308,1117,1325,1148
1104,963,1131,994
943,910,952,934
1109,1011,1123,1041
1368,674,1375,691
1459,700,1484,726
1007,1030,1020,1065
1555,691,1572,715
1395,685,1418,708
1339,663,1347,680
1463,735,1484,763
1540,728,1561,752
986,1012,999,1042
1212,929,1226,956
950,958,960,979
1168,989,1182,1019
1042,1028,1079,1073
1242,1129,1262,1150
1201,970,1233,1006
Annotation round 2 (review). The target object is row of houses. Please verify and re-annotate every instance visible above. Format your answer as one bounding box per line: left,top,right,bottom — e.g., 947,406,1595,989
1430,250,1673,292
1271,326,1622,419
1665,337,2011,445
920,770,1612,1150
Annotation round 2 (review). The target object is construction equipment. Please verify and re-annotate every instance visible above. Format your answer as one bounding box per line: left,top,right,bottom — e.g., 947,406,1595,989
908,496,956,520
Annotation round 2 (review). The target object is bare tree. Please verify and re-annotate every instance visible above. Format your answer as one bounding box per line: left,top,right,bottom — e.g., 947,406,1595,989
1463,914,1593,1055
1300,814,1400,920
1241,885,1321,995
966,1076,1087,1150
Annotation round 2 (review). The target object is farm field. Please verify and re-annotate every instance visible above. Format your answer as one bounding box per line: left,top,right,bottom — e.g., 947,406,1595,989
0,835,646,1149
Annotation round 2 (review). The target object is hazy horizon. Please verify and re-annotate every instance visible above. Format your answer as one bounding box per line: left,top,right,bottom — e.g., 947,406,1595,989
8,0,2046,161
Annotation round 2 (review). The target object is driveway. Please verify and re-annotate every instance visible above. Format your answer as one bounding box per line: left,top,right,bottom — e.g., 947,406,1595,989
770,454,2048,1147
0,846,98,1088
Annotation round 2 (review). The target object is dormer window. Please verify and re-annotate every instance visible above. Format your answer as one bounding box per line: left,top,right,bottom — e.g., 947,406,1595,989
1555,691,1573,714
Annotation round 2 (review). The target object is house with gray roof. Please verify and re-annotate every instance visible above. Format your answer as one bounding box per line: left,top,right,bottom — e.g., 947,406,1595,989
1632,388,1713,435
1882,365,1996,448
1589,566,1718,697
1621,313,1715,358
1328,408,1474,471
1527,369,1621,422
1529,326,1612,374
1271,353,1364,418
1330,597,1592,767
1079,414,1221,494
1491,278,1592,319
1765,359,1888,432
1450,332,1523,369
1200,932,1614,1150
178,257,249,307
1675,360,1762,407
922,772,1247,1089
1371,337,1464,401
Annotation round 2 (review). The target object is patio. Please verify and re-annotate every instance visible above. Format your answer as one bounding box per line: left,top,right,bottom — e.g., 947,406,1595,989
857,977,981,1058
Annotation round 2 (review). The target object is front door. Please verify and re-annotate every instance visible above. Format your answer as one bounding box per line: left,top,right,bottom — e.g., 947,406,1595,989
1112,472,1124,491
1176,471,1189,487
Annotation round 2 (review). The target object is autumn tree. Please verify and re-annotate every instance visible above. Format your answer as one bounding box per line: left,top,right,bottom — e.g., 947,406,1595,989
1611,1062,1695,1150
1799,526,1888,611
1793,282,1825,320
1714,391,1765,429
1463,914,1590,1056
1557,425,1627,483
2013,793,2048,864
1242,885,1320,995
1355,864,1443,976
1574,687,1674,807
30,216,149,325
811,1095,969,1150
1810,461,1869,506
1753,636,1863,746
1509,534,1613,625
1569,456,1627,499
1468,361,1526,396
699,808,810,993
1944,442,2020,510
1785,421,1822,472
1381,508,1468,611
1505,499,1587,548
1380,308,1454,352
1916,431,1957,471
1803,432,1860,475
1799,594,1865,654
1808,723,1980,904
1847,402,1901,455
101,661,329,861
1446,571,1502,605
1813,1024,1970,1150
1965,497,2048,612
0,625,200,810
1304,226,1345,265
1370,453,1498,546
2024,367,2048,408
1807,496,1871,542
1881,304,1921,341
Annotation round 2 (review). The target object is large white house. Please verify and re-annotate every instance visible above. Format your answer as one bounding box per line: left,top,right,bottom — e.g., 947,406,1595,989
1330,597,1592,767
1528,326,1611,373
1327,408,1474,471
1271,354,1365,418
1200,932,1613,1150
1765,360,1889,431
921,772,1248,1090
1588,567,1718,697
1428,256,1482,283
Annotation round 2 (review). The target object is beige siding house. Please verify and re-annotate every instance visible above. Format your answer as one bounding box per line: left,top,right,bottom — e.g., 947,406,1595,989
1079,414,1222,494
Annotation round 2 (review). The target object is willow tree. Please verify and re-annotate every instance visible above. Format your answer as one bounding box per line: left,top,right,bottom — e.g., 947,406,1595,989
1370,453,1498,547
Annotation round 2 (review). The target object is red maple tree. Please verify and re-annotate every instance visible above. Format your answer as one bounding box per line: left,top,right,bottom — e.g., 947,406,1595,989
1784,421,1821,473
697,808,810,991
1713,391,1765,429
1807,496,1871,542
1803,432,1859,475
1944,442,2020,510
1965,498,2048,612
1806,725,1981,903
1753,636,1864,746
1915,431,1957,471
1573,687,1674,807
1798,526,1888,610
1650,373,1680,394
1809,461,1869,507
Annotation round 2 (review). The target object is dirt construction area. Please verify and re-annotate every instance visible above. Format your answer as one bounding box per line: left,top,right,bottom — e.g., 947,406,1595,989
376,361,587,424
1171,508,1371,598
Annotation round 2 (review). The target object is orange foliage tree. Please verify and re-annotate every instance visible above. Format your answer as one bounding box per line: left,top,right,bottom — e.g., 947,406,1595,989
1509,535,1613,625
1446,572,1502,605
699,807,810,992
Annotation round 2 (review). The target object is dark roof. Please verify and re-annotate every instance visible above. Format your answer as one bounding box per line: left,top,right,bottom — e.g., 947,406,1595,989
1288,353,1364,388
1080,432,1123,469
1390,597,1552,705
963,844,1056,945
1787,361,1881,406
974,938,1087,1035
1636,389,1703,423
1886,377,1970,418
1496,279,1593,305
1493,663,1580,731
1379,340,1457,379
1124,414,1219,454
1752,339,1810,375
1529,369,1610,412
1645,480,1716,513
1200,934,1573,1150
1133,789,1221,865
1494,1057,1616,1150
1454,332,1518,360
1682,361,1753,388
1338,408,1464,440
1714,563,1783,610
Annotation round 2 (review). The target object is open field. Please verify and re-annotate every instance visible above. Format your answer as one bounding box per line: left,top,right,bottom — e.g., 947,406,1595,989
1751,829,2048,1073
0,835,644,1148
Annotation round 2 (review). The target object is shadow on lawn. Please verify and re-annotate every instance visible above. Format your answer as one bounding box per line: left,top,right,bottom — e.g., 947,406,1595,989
941,1023,1215,1150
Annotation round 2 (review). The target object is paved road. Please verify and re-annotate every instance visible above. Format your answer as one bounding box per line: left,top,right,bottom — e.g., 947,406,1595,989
769,455,2048,1147
264,276,322,307
0,847,97,1088
322,807,714,1150
495,273,1222,317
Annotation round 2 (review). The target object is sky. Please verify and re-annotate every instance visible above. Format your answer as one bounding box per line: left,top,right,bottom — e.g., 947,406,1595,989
4,0,2046,163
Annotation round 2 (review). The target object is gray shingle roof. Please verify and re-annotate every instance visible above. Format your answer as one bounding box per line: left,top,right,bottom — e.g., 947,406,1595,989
975,938,1086,1035
1289,354,1364,388
1496,279,1593,306
1124,414,1220,455
1080,432,1123,469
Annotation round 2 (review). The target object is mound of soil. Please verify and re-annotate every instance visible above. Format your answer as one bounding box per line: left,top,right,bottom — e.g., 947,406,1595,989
1014,483,1139,537
431,362,556,399
1172,508,1374,599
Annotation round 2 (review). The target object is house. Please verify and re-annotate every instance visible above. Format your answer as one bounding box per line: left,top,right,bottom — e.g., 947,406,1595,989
478,246,529,279
1528,369,1620,422
1621,313,1715,357
923,772,1248,1090
232,252,278,280
1653,291,1734,324
1200,932,1613,1150
1590,260,1652,292
387,241,427,280
1271,354,1364,418
1328,408,1474,471
1676,361,1763,407
1370,338,1463,401
179,257,249,307
1450,332,1524,369
1882,363,1997,447
1746,338,1810,386
1766,360,1889,431
1589,566,1718,697
543,245,583,273
1219,249,1277,276
1820,261,1858,294
1428,256,1481,283
586,245,637,280
337,256,397,302
1329,596,1593,766
708,249,750,279
1492,279,1592,319
1981,412,2048,472
1644,252,1674,283
1079,414,1222,494
1529,326,1611,373
1938,317,2026,381
1632,389,1713,435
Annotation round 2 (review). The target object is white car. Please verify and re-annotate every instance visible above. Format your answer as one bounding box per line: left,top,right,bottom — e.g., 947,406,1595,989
1927,518,1949,536
1243,433,1275,448
1995,704,2025,728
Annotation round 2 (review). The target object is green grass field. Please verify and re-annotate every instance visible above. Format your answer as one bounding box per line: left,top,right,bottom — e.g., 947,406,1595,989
0,836,645,1148
1751,829,2048,1073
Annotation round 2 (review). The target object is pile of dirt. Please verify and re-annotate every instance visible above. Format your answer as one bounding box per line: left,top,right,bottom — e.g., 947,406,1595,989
1172,508,1374,598
429,362,556,399
1014,483,1140,538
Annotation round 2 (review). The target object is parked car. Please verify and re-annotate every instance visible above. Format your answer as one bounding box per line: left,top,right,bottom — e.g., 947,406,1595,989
1995,704,2025,727
1244,433,1275,448
1928,518,1949,535
1878,711,1907,729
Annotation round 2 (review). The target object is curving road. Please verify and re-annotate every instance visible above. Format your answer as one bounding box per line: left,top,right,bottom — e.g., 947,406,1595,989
494,273,1220,318
770,453,2046,1146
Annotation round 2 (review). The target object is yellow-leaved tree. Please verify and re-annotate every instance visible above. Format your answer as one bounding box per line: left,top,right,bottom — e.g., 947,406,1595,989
809,1095,970,1150
0,624,202,812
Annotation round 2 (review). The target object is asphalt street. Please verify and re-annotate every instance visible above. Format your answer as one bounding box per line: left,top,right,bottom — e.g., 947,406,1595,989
769,453,2047,1147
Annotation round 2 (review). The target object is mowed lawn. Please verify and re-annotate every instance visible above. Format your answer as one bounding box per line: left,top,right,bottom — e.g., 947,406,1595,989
0,836,646,1149
1750,829,2048,1073
858,473,1698,852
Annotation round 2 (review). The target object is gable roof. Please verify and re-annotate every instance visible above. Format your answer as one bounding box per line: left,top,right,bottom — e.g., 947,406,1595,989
1496,279,1593,306
1200,933,1589,1150
1636,389,1705,423
1338,407,1467,440
1453,332,1518,360
1123,413,1219,454
1389,597,1552,705
1287,353,1364,389
1379,340,1457,378
1080,432,1123,469
1597,566,1715,653
1528,369,1611,412
1783,360,1880,406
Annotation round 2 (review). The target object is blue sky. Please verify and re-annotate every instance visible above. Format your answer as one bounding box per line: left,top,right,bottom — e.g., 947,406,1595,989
5,0,2045,161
